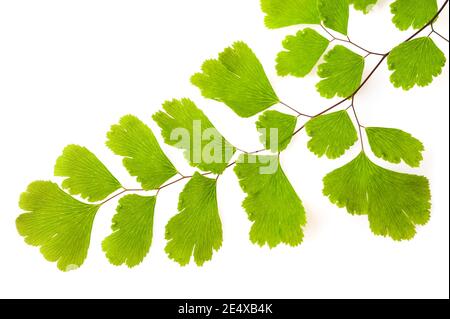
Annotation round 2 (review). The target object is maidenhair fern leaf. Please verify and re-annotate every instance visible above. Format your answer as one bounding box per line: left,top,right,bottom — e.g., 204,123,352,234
54,144,121,202
106,115,178,190
102,195,156,268
316,45,365,98
153,98,236,174
234,155,306,248
17,181,99,271
15,0,447,271
366,127,424,167
260,0,321,29
165,173,222,266
350,0,378,14
256,110,297,152
318,0,350,35
305,110,358,159
276,28,330,77
391,0,438,31
388,37,446,90
323,152,431,240
191,42,279,118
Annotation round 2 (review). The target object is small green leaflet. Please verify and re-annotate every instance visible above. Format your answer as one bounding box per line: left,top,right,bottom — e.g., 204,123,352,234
323,152,431,240
350,0,377,14
391,0,437,31
257,111,297,152
165,173,222,266
54,145,121,202
260,0,320,29
102,195,156,268
260,0,350,35
234,155,306,248
305,110,358,159
107,115,178,190
153,98,236,174
366,127,424,168
17,181,99,271
317,45,365,98
318,0,350,35
276,28,330,78
191,41,279,118
388,37,446,90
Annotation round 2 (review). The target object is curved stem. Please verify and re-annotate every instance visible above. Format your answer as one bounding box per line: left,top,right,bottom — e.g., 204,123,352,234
99,172,214,204
98,1,449,207
99,188,145,206
405,0,449,42
346,35,386,56
311,0,448,119
156,176,189,191
279,101,313,117
292,123,306,137
320,24,385,56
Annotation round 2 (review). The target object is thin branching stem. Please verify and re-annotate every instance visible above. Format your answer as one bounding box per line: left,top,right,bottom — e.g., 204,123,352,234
98,0,449,207
320,24,385,56
279,101,313,118
100,188,145,205
431,23,449,42
350,97,365,152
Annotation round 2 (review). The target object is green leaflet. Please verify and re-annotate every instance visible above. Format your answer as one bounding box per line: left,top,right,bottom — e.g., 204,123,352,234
165,173,222,266
388,37,446,90
14,0,445,272
235,155,306,248
391,0,437,31
366,127,424,168
153,98,236,174
318,0,350,35
191,41,279,118
17,181,99,271
106,115,178,190
316,45,365,98
54,144,121,202
260,0,321,29
305,110,358,159
276,28,330,77
323,152,431,241
350,0,378,13
102,195,156,268
256,110,297,152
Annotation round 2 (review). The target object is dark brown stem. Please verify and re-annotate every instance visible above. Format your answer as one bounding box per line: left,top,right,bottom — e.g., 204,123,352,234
98,1,449,207
289,2,450,144
405,0,449,42
292,124,306,137
354,54,388,96
312,0,449,119
308,50,387,121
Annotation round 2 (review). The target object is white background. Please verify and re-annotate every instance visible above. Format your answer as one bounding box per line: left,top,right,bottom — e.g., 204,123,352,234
0,0,448,299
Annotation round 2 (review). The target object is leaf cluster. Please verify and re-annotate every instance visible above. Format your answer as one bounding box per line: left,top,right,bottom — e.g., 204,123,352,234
17,0,447,270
